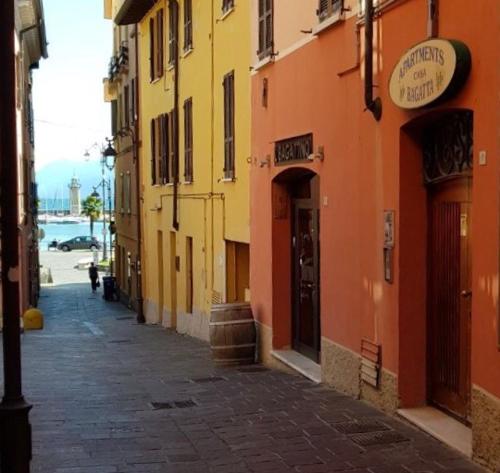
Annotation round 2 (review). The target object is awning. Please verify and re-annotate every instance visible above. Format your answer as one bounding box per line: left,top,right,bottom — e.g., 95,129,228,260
114,0,156,25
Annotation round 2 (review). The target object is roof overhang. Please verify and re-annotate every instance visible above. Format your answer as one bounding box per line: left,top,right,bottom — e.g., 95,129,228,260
17,0,48,61
114,0,156,25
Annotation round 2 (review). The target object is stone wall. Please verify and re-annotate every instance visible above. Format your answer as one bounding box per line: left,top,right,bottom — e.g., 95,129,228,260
472,385,500,471
321,337,361,398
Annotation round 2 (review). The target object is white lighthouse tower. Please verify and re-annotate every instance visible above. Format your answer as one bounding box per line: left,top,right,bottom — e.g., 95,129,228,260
68,176,81,216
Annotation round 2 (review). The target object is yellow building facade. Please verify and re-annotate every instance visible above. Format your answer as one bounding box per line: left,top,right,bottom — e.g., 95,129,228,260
113,0,251,340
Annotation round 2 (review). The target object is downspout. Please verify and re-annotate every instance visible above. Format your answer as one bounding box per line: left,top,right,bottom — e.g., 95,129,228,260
364,0,382,121
134,23,145,323
427,0,438,38
210,0,215,296
171,0,180,230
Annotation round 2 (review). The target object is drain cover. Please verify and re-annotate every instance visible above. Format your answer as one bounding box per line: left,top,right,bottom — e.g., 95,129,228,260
190,376,226,383
151,402,173,410
334,420,390,434
350,430,409,446
237,366,270,373
116,316,134,320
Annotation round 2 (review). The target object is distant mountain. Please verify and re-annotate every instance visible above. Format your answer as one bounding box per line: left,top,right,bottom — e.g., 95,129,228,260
36,160,114,205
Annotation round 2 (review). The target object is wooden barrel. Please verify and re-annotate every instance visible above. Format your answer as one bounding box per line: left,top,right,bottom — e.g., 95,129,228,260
209,302,256,365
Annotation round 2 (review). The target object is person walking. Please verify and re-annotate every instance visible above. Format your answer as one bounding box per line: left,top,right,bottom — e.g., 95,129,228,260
88,262,99,293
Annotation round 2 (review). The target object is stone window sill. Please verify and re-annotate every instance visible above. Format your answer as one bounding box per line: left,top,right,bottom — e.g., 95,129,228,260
312,13,344,36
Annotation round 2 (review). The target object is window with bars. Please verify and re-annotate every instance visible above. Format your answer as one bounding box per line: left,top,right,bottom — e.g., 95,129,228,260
222,0,234,13
258,0,273,60
184,0,193,51
318,0,343,21
184,98,193,182
223,71,235,180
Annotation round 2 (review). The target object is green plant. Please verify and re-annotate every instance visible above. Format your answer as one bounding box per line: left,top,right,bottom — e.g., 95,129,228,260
81,195,103,237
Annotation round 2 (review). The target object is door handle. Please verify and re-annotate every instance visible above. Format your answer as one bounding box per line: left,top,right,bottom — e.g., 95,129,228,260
461,290,472,298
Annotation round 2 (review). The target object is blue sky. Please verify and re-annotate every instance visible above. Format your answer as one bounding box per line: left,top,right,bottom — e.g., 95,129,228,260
33,0,112,170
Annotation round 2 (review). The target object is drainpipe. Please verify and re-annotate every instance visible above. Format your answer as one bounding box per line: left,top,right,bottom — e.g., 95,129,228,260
0,0,33,471
171,0,180,231
364,0,382,121
427,0,438,38
133,24,145,324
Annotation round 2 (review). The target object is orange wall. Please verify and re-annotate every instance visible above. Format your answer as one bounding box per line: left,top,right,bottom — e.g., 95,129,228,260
250,0,500,399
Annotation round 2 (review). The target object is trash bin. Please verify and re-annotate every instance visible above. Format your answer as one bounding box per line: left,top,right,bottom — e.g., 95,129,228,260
102,276,116,301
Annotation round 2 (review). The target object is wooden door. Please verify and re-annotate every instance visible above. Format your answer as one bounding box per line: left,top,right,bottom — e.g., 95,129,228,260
427,177,471,419
292,201,320,362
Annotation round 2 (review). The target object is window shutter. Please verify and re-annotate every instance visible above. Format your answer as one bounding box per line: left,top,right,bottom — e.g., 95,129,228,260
157,10,164,78
258,0,273,59
149,17,155,81
184,98,193,182
150,118,156,184
168,110,175,183
184,0,192,51
169,6,175,65
223,72,235,179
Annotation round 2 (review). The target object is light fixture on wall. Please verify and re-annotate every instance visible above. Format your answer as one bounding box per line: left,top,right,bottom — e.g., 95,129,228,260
308,146,324,162
259,155,271,168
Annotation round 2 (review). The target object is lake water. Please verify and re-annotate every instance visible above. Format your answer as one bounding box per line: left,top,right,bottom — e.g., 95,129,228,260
39,222,106,250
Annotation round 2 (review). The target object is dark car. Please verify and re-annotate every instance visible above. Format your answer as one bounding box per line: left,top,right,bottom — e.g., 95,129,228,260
57,236,101,252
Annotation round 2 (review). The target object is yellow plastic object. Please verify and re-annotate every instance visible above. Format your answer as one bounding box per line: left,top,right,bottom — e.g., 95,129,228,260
23,308,44,330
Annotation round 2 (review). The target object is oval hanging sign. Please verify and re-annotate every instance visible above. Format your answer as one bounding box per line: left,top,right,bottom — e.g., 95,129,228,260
389,38,471,110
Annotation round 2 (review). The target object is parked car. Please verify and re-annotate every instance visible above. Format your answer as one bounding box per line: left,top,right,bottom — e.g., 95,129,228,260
57,236,101,252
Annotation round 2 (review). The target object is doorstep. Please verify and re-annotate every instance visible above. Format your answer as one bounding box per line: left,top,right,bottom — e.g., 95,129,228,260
271,349,321,383
398,406,472,457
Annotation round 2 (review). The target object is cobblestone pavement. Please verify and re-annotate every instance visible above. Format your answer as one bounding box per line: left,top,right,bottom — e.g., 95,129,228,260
3,282,487,472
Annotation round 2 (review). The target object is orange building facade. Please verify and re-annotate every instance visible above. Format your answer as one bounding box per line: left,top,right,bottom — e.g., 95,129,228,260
250,0,500,468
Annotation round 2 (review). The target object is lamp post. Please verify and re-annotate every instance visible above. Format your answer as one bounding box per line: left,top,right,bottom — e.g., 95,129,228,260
85,139,117,266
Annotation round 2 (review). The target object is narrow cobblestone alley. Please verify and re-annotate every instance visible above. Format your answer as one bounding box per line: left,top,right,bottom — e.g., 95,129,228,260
4,282,486,473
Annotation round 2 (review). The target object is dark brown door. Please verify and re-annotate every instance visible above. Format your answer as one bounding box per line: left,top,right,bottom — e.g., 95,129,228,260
292,200,320,362
427,177,471,420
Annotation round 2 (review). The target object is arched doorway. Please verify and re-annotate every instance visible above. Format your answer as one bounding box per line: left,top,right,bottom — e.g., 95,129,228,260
399,109,473,421
272,168,321,363
424,111,473,420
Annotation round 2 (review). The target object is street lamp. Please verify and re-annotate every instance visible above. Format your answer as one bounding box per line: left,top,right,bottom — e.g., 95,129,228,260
84,139,116,268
